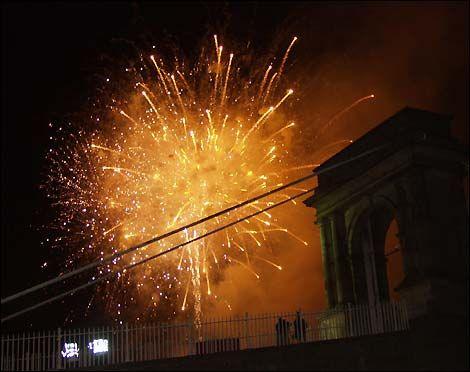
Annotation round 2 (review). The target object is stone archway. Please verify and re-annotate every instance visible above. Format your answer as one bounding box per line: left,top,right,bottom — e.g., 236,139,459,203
347,197,404,305
304,107,468,321
384,218,405,302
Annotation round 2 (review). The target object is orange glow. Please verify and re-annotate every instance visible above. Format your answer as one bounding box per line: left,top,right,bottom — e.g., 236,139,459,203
45,36,310,323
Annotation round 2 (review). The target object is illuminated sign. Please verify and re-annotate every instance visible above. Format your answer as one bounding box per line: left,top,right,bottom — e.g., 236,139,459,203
61,342,79,358
88,338,109,354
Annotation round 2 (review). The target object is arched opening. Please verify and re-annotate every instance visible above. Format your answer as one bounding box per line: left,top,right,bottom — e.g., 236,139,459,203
384,219,405,301
350,205,406,304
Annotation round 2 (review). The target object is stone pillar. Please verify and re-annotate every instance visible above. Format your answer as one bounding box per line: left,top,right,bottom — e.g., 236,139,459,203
394,182,417,275
329,215,344,305
365,215,381,304
319,218,335,308
330,212,355,305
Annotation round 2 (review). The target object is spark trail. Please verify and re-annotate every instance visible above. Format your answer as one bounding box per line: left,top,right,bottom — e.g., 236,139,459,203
44,36,309,323
43,35,374,324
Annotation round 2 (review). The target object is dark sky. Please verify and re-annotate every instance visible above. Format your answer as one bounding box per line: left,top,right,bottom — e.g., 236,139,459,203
1,1,468,331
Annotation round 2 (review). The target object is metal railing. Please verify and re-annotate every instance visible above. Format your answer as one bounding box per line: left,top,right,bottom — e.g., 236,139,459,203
0,301,409,370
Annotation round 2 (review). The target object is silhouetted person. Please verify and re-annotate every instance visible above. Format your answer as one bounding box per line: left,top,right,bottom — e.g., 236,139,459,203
293,311,308,342
275,317,290,346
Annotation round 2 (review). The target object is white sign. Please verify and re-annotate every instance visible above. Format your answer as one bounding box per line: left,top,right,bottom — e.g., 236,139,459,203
61,342,79,358
88,338,109,354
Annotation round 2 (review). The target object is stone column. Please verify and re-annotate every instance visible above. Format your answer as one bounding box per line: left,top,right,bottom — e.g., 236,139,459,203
330,212,354,305
394,182,418,276
319,218,335,308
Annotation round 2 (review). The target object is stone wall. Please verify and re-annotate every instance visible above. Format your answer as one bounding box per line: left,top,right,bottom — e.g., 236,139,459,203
89,324,468,371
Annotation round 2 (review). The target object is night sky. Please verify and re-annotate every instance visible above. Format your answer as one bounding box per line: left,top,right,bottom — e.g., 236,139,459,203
1,1,468,331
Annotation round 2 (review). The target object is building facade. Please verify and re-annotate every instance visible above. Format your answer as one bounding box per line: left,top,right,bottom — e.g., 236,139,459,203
304,107,468,320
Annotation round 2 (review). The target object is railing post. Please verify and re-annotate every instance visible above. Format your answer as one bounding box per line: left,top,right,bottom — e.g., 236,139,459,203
125,323,129,362
5,334,9,372
402,300,410,330
299,309,305,343
56,328,61,370
244,312,249,349
1,334,3,371
187,322,193,356
345,303,352,338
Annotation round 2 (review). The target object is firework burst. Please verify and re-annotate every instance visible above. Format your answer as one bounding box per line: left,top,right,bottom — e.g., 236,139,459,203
43,35,320,324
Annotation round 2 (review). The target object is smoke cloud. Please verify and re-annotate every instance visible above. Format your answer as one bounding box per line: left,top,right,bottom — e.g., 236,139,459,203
209,1,468,317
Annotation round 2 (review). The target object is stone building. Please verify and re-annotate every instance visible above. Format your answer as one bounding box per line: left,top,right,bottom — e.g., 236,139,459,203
304,107,468,323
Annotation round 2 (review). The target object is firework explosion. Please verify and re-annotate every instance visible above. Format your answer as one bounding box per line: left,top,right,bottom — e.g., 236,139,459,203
43,35,368,324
